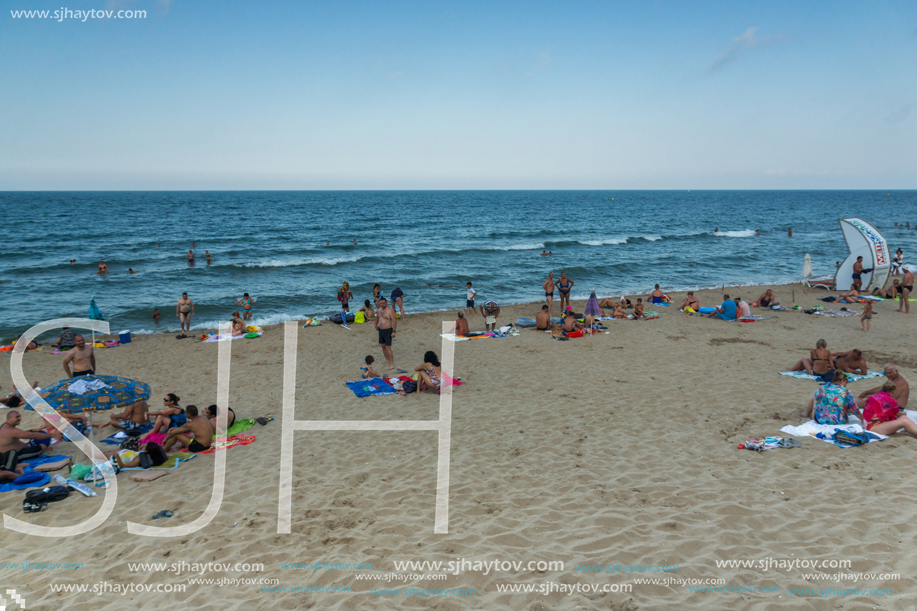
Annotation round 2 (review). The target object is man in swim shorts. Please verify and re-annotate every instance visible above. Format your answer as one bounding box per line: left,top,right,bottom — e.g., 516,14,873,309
176,292,194,333
163,405,214,453
543,273,555,316
535,304,551,330
63,335,96,377
375,297,397,369
831,349,867,376
480,299,500,332
93,400,150,432
0,411,54,460
852,256,874,291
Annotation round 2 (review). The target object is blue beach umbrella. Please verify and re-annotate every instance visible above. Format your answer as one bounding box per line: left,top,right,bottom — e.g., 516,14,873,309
37,374,150,414
89,297,105,344
89,297,105,321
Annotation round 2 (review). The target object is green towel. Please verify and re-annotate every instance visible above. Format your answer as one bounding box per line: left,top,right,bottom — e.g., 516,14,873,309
222,418,256,438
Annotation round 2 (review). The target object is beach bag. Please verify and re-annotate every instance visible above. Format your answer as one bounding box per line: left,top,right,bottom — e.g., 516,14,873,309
402,380,417,394
25,485,70,504
355,311,366,324
864,392,899,425
120,436,141,451
832,429,868,447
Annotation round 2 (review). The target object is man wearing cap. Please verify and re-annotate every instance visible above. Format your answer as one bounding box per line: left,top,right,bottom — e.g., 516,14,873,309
480,299,500,332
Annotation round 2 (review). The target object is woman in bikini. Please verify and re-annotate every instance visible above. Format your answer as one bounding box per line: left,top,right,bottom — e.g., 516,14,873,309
360,299,376,320
557,272,573,311
415,351,443,394
872,279,900,299
789,338,833,377
680,291,700,312
235,293,254,320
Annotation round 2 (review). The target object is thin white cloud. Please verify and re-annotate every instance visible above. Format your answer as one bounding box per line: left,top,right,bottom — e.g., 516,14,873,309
709,27,785,72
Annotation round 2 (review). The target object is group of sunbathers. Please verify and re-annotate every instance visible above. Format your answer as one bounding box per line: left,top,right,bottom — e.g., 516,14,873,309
0,387,241,481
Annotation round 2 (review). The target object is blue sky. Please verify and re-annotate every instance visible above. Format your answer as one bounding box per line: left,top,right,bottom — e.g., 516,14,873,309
2,0,915,189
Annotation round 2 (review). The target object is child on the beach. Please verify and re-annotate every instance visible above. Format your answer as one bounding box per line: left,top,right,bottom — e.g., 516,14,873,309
361,355,379,379
465,281,477,315
861,301,873,331
633,298,645,319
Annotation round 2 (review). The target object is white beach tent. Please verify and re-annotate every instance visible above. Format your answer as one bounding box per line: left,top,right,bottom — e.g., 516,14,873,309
835,218,890,292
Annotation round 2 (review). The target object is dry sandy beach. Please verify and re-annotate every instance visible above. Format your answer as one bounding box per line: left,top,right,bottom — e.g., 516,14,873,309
1,282,914,610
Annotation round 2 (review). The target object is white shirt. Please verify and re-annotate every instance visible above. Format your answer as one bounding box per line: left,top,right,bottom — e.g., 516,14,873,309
467,287,476,300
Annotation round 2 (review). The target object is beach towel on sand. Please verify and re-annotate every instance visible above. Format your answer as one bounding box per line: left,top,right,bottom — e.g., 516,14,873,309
0,455,62,492
779,370,883,382
347,378,396,397
780,411,917,448
198,434,256,454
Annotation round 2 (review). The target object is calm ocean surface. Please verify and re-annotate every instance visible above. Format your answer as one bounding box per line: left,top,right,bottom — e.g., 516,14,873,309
2,190,915,342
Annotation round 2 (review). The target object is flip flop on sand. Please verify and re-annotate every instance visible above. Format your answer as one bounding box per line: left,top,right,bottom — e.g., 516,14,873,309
152,510,174,519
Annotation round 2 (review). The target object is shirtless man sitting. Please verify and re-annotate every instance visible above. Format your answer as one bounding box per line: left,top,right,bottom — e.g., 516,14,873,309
93,400,150,433
857,363,909,409
163,405,214,453
535,305,551,330
633,299,646,319
832,349,867,375
63,335,96,377
0,411,54,461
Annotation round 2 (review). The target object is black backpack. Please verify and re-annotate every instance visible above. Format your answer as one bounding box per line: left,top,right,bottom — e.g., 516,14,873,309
23,485,70,513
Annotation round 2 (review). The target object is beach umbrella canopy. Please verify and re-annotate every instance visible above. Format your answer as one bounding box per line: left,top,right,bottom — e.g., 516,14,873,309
803,253,812,279
585,290,602,316
36,374,150,414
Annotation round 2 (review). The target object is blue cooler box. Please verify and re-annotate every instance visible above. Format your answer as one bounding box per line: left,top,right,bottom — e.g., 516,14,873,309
119,331,131,344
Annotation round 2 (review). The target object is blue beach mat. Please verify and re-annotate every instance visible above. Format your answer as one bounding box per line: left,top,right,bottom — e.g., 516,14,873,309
346,378,397,398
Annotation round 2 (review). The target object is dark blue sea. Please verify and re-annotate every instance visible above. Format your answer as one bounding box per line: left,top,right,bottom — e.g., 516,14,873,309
1,190,915,342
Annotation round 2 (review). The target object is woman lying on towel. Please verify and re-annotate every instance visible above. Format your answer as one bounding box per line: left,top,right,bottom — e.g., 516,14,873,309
206,404,236,434
872,280,900,299
104,442,168,469
789,339,834,378
415,351,443,394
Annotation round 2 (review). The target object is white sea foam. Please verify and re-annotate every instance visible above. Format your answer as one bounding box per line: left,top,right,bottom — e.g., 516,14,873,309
578,238,628,246
241,255,363,268
641,235,663,241
490,242,545,251
714,229,756,238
